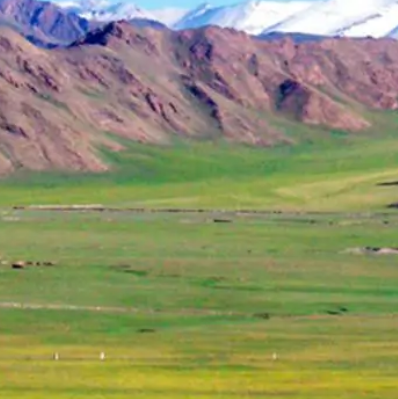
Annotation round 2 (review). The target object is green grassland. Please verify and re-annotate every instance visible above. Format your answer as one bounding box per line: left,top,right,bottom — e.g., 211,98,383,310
0,121,397,211
1,118,398,397
1,210,398,398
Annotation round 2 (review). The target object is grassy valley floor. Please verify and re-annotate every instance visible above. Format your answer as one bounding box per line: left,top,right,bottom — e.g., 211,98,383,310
1,130,398,397
1,131,398,212
1,210,398,398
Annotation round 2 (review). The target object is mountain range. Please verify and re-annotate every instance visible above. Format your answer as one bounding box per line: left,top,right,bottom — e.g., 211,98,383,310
1,0,398,48
1,17,398,173
0,0,398,174
51,0,398,39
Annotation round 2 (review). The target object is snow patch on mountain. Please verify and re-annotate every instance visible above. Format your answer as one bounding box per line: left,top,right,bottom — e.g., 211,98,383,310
54,0,186,26
174,1,312,35
342,3,398,37
80,3,153,22
151,8,188,26
53,0,113,13
265,0,398,37
51,0,398,39
173,3,212,29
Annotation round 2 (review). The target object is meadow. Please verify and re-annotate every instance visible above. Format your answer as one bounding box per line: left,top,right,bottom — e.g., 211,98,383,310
1,125,398,212
1,209,398,398
1,129,398,398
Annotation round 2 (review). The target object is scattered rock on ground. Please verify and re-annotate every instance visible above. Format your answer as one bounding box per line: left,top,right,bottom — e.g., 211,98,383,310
344,247,398,255
11,260,56,269
12,261,26,269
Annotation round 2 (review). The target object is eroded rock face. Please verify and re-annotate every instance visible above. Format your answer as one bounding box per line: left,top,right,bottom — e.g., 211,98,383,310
1,23,398,173
74,20,161,55
277,79,309,116
275,78,368,131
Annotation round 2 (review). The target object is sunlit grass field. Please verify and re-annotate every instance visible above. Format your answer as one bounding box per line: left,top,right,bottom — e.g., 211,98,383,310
1,120,398,397
1,210,398,398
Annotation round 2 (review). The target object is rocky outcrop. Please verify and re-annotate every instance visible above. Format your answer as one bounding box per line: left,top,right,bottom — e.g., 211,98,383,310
276,78,369,131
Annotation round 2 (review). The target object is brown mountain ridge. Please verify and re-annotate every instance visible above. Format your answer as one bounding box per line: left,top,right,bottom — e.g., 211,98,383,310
0,21,397,173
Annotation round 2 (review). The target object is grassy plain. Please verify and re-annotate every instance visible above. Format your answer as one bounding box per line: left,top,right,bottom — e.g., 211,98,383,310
1,210,398,398
0,129,398,211
1,128,398,397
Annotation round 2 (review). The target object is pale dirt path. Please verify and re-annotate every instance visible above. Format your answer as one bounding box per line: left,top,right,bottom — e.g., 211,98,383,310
0,301,247,317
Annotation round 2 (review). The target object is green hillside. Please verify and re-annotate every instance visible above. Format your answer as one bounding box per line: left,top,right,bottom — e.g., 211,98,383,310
2,120,398,211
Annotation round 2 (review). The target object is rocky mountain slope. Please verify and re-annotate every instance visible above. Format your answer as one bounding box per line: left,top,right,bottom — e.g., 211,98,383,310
0,0,169,47
1,21,398,174
0,0,94,46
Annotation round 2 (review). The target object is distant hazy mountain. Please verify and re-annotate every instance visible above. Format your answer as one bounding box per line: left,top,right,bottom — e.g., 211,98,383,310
53,0,186,26
150,8,188,26
173,1,311,35
128,18,167,30
263,0,398,38
49,0,398,39
257,31,329,43
0,0,93,46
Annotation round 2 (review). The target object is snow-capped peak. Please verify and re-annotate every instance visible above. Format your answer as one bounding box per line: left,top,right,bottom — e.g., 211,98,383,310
150,8,189,26
264,0,398,37
173,3,212,29
81,2,154,22
53,0,156,22
50,0,398,39
174,0,312,35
